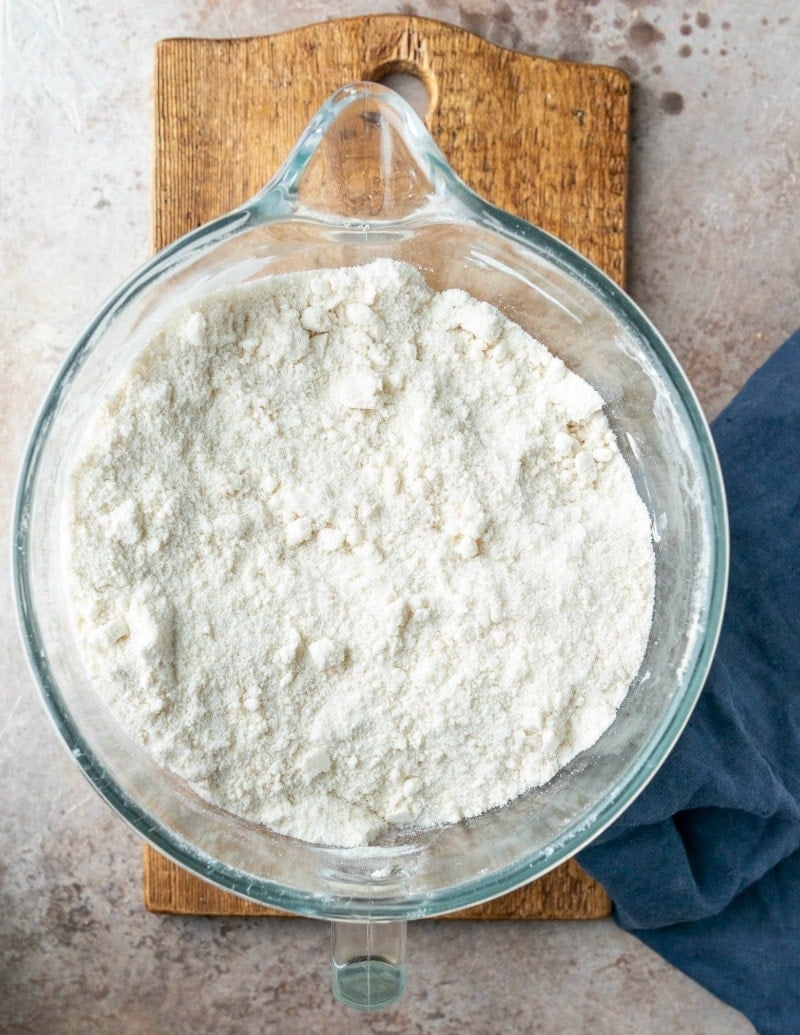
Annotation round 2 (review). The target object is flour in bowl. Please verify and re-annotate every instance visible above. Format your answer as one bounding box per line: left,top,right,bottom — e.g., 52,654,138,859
66,259,655,847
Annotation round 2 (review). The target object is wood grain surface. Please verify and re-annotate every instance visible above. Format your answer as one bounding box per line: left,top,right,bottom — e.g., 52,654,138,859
145,14,628,920
143,848,610,920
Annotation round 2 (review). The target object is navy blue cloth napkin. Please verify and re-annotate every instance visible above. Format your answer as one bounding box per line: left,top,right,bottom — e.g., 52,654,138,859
578,329,800,1035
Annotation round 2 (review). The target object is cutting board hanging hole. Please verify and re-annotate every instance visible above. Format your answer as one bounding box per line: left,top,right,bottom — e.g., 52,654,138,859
370,67,431,120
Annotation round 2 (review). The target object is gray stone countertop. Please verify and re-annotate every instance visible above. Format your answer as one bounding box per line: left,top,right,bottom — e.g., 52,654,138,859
2,1,797,1031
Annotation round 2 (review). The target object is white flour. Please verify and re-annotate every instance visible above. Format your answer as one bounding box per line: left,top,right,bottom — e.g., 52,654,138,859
67,259,655,847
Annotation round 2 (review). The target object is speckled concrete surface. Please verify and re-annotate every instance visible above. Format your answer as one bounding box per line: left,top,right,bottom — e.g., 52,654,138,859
2,1,796,1031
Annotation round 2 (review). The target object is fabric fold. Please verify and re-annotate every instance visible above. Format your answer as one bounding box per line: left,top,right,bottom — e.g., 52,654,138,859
578,329,800,1035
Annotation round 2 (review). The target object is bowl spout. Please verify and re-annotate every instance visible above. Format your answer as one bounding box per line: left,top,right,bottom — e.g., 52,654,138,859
256,82,452,222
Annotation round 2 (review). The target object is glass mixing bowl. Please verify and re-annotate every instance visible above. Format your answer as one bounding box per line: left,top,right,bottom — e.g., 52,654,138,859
14,83,727,1010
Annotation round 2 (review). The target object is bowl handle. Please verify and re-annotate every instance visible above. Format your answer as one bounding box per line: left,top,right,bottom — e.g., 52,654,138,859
331,918,407,1010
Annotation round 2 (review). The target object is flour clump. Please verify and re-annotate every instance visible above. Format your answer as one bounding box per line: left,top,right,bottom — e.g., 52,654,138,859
66,259,655,847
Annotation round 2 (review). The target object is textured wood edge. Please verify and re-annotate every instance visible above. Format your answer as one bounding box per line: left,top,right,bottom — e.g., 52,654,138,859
145,14,625,920
144,845,610,919
151,15,629,283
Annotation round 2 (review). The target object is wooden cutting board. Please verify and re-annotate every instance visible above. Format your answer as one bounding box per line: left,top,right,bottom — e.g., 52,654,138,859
144,14,629,921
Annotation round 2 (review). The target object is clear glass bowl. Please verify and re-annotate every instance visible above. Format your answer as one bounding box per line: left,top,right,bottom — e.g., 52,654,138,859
13,83,728,1010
